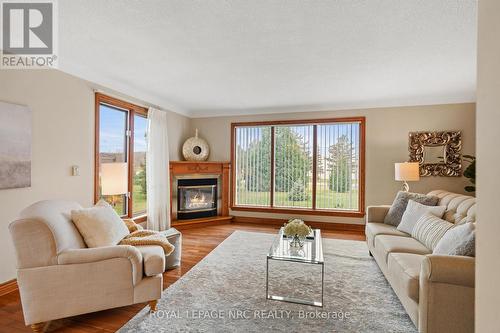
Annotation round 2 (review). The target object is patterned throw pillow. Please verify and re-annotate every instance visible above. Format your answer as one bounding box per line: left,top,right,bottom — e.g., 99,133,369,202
449,233,475,257
412,213,454,250
384,191,439,226
434,223,476,257
397,200,447,234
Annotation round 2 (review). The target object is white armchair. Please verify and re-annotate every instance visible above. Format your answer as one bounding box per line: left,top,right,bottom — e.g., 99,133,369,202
9,200,164,332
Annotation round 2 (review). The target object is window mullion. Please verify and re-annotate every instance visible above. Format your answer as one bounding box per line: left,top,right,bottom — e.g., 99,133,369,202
312,125,318,210
127,109,134,218
270,126,275,208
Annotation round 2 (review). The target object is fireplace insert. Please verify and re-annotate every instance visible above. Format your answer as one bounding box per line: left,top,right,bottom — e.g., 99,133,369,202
177,178,217,220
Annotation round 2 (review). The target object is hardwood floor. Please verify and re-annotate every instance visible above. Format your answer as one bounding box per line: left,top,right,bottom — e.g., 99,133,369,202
0,223,365,333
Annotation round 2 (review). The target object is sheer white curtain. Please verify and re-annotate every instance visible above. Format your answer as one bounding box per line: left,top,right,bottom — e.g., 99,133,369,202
146,107,170,231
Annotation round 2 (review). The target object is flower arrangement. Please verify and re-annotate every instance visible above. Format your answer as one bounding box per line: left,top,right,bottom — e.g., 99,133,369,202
283,219,312,238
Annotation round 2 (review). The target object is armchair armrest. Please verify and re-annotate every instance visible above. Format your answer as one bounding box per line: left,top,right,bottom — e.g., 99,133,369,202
57,245,143,284
419,255,475,333
366,205,391,223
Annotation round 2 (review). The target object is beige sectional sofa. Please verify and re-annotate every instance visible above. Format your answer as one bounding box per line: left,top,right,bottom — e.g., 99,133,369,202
366,190,475,333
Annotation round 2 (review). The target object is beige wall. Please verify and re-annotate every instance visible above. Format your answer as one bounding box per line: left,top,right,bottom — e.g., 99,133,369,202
476,0,500,331
0,69,478,285
191,103,476,224
0,69,191,283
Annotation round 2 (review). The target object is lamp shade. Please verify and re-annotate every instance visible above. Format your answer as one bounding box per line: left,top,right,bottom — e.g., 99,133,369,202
101,163,128,195
395,162,420,182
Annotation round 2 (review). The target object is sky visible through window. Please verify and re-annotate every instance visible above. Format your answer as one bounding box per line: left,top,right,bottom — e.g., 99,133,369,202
134,115,148,153
100,104,147,153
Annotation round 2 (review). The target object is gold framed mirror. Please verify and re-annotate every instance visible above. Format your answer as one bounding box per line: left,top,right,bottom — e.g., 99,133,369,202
408,131,462,177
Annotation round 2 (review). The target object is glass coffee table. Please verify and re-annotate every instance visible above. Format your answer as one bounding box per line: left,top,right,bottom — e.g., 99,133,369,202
266,228,324,307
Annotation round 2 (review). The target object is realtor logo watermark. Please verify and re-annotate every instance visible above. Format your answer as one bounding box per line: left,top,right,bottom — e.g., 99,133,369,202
1,0,57,68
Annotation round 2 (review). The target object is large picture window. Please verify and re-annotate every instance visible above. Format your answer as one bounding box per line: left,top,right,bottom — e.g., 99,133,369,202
95,93,148,220
231,118,365,217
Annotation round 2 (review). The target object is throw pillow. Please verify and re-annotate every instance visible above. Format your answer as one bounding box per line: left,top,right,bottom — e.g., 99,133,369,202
412,213,454,250
434,223,476,257
71,200,130,248
449,232,475,257
397,200,446,234
384,191,439,226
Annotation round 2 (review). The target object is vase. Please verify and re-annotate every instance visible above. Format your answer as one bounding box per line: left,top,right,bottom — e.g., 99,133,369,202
289,234,305,248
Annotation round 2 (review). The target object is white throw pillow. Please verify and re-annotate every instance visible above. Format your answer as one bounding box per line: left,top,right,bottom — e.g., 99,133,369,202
71,200,130,248
412,213,454,250
434,222,476,256
397,200,447,234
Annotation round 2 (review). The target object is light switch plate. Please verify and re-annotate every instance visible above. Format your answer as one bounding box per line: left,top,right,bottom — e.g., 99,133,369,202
71,165,80,176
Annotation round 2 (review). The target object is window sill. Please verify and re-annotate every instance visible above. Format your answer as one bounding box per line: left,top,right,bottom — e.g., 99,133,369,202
132,215,147,223
230,205,365,218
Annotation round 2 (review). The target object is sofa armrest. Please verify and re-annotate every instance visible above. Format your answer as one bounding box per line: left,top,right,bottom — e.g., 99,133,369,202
57,245,143,284
419,255,475,333
421,254,475,287
366,205,391,223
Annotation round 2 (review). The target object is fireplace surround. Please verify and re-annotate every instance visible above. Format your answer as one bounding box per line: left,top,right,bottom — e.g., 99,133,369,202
170,161,231,226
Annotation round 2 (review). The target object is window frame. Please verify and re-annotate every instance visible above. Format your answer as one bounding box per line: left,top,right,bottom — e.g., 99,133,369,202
94,93,148,222
230,117,366,217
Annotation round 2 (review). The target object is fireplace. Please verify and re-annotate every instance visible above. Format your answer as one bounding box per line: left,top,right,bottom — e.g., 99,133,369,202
173,176,220,220
170,162,230,225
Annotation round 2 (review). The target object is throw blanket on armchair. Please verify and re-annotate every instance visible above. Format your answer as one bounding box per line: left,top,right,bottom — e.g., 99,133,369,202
120,219,175,256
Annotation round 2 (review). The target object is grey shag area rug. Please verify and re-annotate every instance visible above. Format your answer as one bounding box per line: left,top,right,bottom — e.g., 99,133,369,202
119,231,416,333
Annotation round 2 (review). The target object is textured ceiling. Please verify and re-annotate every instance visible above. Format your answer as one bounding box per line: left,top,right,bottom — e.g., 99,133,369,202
59,0,477,117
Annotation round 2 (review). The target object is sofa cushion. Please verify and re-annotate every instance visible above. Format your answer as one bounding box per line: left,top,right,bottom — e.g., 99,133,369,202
365,222,409,248
388,253,424,302
137,245,165,277
384,191,439,226
427,190,476,224
374,235,431,263
412,214,454,250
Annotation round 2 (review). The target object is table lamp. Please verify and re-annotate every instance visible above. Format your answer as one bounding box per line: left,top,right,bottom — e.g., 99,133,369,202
101,162,128,206
395,162,420,192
